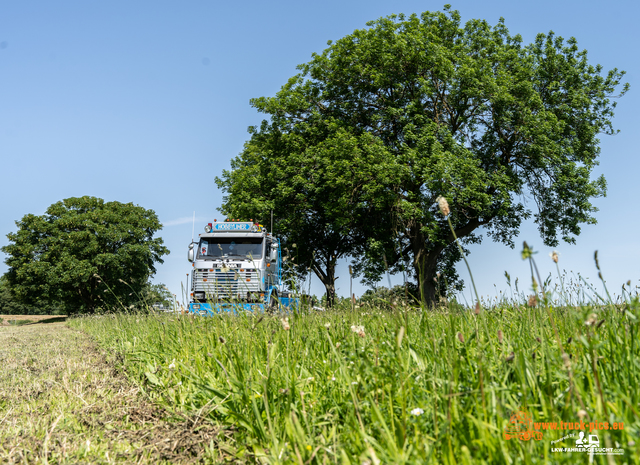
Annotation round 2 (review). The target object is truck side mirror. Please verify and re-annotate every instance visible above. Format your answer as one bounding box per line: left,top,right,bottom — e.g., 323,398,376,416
188,243,195,262
270,247,278,262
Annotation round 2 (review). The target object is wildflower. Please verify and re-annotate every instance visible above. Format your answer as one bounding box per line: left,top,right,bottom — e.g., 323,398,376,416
410,408,424,416
331,376,336,381
550,251,559,263
577,409,588,420
350,325,365,337
281,318,290,330
457,332,464,343
168,359,176,369
324,322,331,329
292,243,297,248
497,330,503,344
527,295,538,307
306,445,312,451
335,342,341,349
584,314,597,326
436,196,450,216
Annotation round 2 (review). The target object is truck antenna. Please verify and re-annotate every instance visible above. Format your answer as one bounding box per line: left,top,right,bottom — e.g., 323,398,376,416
191,211,195,243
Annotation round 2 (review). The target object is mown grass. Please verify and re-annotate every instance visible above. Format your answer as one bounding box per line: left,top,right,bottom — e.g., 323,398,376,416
0,321,223,464
70,292,640,464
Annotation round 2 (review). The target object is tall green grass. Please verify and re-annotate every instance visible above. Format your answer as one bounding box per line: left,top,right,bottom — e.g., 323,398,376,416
70,290,640,464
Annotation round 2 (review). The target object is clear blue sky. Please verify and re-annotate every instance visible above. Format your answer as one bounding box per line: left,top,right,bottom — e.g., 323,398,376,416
1,0,637,305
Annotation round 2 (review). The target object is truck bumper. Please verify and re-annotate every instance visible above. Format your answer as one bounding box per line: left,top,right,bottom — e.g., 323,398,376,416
188,298,300,316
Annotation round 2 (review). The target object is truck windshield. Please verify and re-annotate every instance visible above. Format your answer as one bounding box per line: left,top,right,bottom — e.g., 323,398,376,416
197,237,264,259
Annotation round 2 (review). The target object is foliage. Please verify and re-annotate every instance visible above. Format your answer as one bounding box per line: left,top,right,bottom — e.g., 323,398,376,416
0,274,62,315
2,196,169,314
217,7,628,306
217,127,393,306
139,282,174,309
359,283,421,309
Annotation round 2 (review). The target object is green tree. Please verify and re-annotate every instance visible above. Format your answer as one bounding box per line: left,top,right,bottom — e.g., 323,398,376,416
2,196,169,314
217,128,394,306
139,282,174,309
219,7,628,306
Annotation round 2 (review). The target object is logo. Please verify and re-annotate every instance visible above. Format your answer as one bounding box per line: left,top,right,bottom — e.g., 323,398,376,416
503,411,626,457
575,431,599,450
551,432,625,455
503,411,543,441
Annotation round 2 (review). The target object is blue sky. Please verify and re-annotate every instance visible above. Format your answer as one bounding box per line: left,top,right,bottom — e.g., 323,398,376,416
1,0,638,305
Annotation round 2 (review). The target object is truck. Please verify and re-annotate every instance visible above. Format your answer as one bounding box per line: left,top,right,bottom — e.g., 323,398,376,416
187,219,297,315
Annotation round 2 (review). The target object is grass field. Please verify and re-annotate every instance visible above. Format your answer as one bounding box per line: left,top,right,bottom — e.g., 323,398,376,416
68,293,640,464
0,317,223,464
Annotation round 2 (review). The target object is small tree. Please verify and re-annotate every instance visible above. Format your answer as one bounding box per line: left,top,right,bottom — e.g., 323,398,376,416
2,196,169,314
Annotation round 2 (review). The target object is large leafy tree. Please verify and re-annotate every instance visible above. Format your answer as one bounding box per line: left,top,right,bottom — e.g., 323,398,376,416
219,7,628,305
2,196,169,313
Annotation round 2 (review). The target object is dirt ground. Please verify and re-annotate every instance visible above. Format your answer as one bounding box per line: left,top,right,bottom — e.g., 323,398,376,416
0,314,68,325
0,316,233,464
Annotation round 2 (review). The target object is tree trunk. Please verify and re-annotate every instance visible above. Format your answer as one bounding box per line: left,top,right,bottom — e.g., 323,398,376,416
311,259,337,308
415,251,440,307
410,224,443,308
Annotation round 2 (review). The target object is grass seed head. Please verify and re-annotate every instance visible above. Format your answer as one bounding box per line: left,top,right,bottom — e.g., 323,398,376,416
457,332,464,343
436,196,450,216
550,251,559,263
527,295,538,307
281,318,290,330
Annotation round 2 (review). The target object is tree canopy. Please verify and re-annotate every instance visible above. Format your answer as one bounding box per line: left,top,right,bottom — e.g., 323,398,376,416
2,196,169,313
217,7,628,305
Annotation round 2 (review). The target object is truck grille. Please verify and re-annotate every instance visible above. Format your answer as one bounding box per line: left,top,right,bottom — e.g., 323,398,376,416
194,269,260,300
